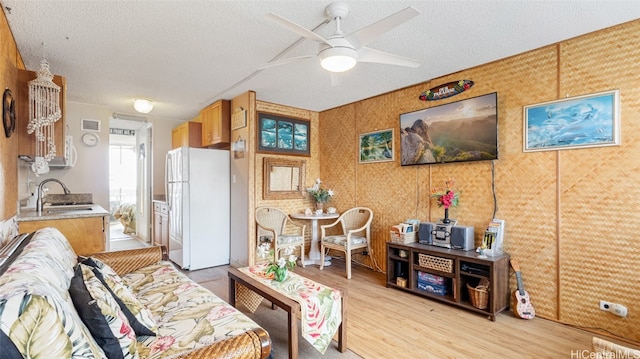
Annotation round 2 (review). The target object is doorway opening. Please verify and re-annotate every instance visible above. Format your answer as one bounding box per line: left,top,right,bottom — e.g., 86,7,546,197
109,116,152,248
109,142,136,240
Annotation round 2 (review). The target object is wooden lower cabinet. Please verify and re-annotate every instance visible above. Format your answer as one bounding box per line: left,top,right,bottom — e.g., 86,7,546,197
19,216,107,256
387,242,510,321
153,202,169,248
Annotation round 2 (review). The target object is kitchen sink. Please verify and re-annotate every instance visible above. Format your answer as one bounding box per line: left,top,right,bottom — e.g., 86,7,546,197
44,204,94,213
46,193,93,206
46,202,94,206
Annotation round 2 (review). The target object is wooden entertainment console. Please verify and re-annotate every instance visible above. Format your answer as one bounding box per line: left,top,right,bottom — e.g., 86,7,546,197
386,242,510,321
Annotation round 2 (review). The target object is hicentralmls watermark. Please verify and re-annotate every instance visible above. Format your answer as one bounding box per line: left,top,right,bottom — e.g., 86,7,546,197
570,349,640,358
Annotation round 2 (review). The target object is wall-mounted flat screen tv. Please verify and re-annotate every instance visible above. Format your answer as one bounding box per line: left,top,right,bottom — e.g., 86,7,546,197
400,92,498,166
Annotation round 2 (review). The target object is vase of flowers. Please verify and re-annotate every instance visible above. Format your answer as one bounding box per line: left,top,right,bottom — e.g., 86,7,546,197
430,178,460,224
266,255,297,282
307,178,334,211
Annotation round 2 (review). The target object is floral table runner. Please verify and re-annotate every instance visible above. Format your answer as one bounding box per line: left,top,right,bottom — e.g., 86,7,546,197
238,264,342,355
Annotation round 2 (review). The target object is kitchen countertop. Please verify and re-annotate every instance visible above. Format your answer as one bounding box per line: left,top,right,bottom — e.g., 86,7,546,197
17,204,109,222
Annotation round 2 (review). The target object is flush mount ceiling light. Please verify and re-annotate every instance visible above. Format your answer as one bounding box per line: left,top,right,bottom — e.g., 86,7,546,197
319,39,358,73
133,98,154,114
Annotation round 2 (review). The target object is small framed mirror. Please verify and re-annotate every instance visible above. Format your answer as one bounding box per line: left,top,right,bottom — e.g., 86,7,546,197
263,157,306,200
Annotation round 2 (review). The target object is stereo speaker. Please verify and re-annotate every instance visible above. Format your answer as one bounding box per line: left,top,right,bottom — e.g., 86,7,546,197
450,225,475,251
418,222,435,244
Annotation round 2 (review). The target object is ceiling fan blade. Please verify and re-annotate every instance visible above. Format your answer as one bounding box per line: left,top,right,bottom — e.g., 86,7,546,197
265,13,333,47
345,7,420,49
358,47,421,68
257,55,315,70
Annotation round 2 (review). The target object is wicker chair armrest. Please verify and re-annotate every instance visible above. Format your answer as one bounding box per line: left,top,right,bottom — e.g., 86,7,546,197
175,327,271,359
88,246,166,276
320,218,342,238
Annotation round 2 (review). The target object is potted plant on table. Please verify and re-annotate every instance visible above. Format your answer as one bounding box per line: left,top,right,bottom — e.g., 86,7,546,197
430,178,460,224
307,178,334,212
266,254,297,282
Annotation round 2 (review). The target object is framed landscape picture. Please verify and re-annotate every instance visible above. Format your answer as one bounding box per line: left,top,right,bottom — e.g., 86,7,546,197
359,128,394,164
257,112,310,156
399,92,498,166
523,89,620,152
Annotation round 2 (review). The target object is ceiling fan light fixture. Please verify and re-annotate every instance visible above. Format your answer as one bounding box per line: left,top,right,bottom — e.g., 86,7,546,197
133,98,154,114
320,47,358,73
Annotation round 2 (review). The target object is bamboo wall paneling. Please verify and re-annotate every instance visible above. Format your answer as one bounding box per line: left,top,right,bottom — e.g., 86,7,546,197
556,20,640,340
468,46,561,321
254,101,319,260
316,19,640,342
319,105,357,211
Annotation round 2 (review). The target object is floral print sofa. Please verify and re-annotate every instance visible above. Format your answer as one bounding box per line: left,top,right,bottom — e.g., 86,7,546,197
0,227,270,359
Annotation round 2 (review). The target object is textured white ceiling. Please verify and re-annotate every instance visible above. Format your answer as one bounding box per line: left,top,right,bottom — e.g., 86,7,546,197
2,1,639,120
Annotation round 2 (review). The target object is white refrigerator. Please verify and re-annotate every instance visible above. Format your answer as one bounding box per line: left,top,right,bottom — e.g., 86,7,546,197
166,147,230,270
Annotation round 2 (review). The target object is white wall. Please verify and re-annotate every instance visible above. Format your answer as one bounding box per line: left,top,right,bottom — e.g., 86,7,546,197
18,102,183,214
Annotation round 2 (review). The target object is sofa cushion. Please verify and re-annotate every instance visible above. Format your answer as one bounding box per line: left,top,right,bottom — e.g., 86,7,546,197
82,257,158,337
70,264,138,359
122,261,264,358
0,323,27,359
0,228,77,296
0,281,106,358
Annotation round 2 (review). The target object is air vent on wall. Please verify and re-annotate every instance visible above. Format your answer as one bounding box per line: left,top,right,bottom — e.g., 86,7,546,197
81,118,101,132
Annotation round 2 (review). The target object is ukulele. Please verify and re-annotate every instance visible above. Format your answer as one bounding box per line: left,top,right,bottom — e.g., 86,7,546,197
510,259,535,319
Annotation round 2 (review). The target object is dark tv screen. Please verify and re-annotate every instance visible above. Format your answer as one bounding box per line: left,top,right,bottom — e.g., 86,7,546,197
400,92,498,166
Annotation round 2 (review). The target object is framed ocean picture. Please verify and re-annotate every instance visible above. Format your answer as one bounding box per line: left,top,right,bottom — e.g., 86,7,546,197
359,128,394,164
257,112,310,156
523,90,620,152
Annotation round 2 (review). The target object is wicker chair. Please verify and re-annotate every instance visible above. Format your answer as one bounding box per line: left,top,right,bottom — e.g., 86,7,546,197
320,207,373,279
255,207,306,267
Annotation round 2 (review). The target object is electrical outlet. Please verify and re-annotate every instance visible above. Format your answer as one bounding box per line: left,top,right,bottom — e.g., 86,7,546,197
600,300,628,317
361,250,369,256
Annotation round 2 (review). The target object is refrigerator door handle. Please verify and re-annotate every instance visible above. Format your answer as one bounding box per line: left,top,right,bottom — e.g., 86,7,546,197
165,153,171,209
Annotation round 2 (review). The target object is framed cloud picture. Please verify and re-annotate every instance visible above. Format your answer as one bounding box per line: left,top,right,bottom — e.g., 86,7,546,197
523,89,620,152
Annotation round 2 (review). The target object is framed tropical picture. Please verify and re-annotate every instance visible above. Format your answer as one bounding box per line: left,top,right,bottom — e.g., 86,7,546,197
523,89,620,152
359,128,394,164
257,112,310,156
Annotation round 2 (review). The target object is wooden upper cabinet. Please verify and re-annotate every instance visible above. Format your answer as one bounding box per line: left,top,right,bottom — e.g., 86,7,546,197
171,121,202,149
16,69,67,158
200,99,230,148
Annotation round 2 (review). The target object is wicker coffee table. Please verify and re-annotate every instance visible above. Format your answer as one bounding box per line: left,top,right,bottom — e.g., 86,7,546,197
228,266,347,359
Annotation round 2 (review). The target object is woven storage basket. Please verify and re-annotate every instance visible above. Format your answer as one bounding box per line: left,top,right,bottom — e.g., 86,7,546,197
418,253,453,273
389,231,416,244
467,278,490,309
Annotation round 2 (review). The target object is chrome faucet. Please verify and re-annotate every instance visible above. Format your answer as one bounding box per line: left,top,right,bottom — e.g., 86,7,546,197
36,178,71,214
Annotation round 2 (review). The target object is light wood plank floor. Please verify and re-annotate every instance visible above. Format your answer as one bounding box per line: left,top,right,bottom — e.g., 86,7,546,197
183,259,638,358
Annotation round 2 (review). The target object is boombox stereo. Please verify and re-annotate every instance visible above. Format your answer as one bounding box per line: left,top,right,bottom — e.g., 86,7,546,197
418,222,474,251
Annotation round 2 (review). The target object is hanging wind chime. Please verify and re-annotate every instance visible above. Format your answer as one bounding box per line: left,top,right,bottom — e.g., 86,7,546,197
27,44,61,174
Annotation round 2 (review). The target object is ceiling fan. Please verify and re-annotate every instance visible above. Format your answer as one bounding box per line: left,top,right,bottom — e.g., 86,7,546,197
261,2,421,73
